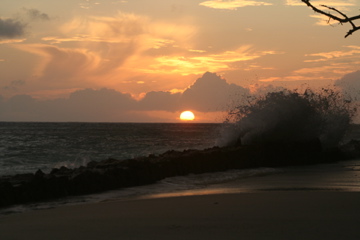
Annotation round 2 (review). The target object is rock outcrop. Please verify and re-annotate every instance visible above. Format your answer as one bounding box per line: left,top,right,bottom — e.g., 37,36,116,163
1,140,358,208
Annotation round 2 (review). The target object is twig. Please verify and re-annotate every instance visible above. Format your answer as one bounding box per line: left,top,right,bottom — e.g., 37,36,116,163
301,0,360,38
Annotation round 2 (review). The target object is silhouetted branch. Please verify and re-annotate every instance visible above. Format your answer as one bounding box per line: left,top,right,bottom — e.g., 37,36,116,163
302,0,360,38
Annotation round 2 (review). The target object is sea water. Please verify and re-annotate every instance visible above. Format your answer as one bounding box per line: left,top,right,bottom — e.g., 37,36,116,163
1,122,360,215
0,122,220,176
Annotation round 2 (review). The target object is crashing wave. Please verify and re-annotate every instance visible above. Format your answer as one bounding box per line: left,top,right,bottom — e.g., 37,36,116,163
218,88,357,149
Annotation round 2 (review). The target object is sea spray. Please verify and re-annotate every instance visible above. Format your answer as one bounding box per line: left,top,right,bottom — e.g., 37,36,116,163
218,88,357,149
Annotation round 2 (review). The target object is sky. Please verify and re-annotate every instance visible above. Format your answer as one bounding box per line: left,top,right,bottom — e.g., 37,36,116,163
1,0,360,122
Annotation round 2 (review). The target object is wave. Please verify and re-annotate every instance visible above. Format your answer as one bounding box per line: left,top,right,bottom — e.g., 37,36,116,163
218,88,357,150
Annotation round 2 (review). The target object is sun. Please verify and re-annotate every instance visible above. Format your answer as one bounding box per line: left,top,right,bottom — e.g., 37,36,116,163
180,111,195,121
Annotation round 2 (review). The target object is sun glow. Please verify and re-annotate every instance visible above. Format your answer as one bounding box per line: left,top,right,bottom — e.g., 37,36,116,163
180,111,195,121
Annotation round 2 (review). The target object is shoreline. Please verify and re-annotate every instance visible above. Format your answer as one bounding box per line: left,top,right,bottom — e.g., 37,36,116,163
1,159,360,239
2,137,357,208
1,158,360,216
1,191,360,240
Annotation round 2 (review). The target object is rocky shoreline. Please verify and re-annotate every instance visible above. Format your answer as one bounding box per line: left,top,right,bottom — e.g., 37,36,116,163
1,140,360,208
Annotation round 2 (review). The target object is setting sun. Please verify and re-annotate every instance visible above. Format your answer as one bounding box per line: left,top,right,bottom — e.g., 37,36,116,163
180,111,195,121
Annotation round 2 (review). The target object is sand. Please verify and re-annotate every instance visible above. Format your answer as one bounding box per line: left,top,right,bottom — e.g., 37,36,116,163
1,191,360,240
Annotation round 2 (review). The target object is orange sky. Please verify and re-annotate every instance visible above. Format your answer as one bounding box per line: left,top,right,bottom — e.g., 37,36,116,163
1,0,360,122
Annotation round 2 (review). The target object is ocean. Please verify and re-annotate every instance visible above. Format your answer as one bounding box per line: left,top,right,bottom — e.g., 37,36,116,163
0,122,221,176
1,122,360,215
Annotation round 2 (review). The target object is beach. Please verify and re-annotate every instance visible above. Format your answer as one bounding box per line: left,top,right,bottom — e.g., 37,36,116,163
1,191,360,240
2,159,360,240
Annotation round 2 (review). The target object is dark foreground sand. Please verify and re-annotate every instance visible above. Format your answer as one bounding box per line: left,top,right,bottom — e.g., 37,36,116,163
1,191,360,240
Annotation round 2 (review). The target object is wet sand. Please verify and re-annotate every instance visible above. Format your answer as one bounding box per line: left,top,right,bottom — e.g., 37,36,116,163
1,191,360,240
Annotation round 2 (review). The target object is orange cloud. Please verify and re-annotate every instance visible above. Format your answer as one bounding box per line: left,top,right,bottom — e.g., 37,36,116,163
139,45,281,75
38,12,197,80
258,45,360,84
257,45,360,84
259,61,360,83
0,39,26,44
200,0,272,10
259,75,333,82
56,12,196,51
59,13,149,44
11,43,102,85
5,11,281,98
9,12,198,94
305,46,360,62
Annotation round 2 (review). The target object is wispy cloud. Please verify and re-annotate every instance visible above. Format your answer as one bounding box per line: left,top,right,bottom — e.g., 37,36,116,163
11,44,101,83
258,45,360,83
305,45,360,62
0,38,25,44
200,0,272,10
23,8,50,21
140,45,281,75
260,60,360,83
259,75,333,82
3,79,26,91
10,12,200,95
31,13,195,78
53,12,196,50
79,0,101,9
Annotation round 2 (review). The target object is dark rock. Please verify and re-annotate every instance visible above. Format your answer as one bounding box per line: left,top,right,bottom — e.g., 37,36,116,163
86,161,98,168
35,169,45,178
0,140,354,209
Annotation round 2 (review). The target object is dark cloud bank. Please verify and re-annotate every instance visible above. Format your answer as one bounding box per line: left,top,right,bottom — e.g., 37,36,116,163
1,71,359,122
0,18,26,39
0,9,50,39
0,72,249,122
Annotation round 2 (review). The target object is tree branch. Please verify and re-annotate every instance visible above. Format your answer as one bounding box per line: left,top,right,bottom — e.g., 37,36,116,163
301,0,360,38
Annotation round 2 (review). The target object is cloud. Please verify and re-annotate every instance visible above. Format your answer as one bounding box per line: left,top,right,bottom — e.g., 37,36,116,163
0,18,26,39
259,63,359,84
135,72,250,112
0,38,26,44
5,71,342,122
54,12,196,51
12,44,101,83
58,13,149,44
24,8,50,21
141,45,281,75
79,0,102,9
200,0,272,10
67,88,136,111
7,12,199,95
0,9,50,40
260,45,360,84
17,12,196,88
0,88,138,122
0,72,252,121
138,91,181,111
305,46,360,63
3,79,26,91
12,11,282,94
180,72,250,111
